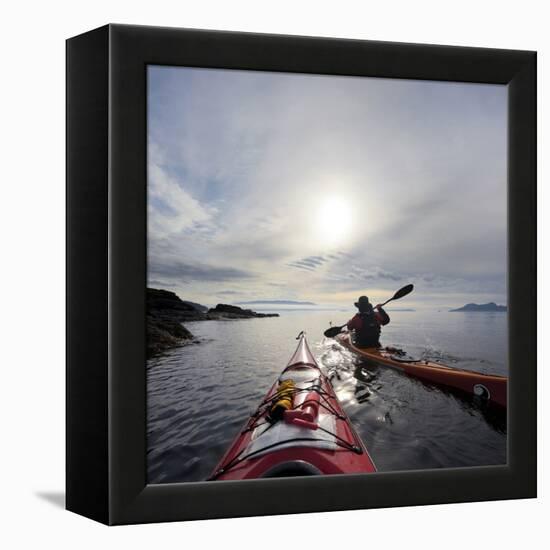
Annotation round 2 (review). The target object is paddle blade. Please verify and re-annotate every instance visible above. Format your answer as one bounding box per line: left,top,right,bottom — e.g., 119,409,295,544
391,284,414,301
324,326,343,338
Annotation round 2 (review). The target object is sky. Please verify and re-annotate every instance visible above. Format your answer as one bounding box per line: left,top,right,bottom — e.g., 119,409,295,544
147,65,507,310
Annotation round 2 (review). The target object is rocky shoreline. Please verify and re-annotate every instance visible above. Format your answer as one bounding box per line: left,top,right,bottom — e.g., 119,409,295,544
147,288,279,357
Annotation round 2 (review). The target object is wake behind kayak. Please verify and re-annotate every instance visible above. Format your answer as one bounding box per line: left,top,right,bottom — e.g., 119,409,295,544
209,332,376,480
336,333,507,408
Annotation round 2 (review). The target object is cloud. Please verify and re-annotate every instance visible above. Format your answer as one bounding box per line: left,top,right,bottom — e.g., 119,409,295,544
288,255,331,271
149,259,255,283
147,279,179,288
287,262,316,272
147,66,507,307
148,149,218,240
351,266,404,282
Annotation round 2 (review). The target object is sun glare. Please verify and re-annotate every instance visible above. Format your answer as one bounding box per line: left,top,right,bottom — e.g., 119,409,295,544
314,196,353,246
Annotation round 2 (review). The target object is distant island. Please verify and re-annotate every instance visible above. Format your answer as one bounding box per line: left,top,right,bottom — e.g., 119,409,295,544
450,302,507,312
147,288,279,357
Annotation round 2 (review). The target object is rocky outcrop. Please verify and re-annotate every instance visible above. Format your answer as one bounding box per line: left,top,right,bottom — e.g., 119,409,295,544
146,289,279,357
147,288,203,357
206,304,280,319
147,288,207,322
182,300,208,313
147,314,194,358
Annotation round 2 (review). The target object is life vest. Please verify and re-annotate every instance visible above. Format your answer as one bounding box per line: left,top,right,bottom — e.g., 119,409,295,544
354,311,381,347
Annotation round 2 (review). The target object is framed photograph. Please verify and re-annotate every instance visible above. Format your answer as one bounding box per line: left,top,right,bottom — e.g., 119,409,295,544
66,24,536,525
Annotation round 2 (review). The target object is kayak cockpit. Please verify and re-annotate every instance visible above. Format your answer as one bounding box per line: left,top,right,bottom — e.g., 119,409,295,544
260,460,323,477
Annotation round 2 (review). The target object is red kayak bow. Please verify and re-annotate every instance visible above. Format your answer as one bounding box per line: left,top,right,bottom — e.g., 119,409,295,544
210,332,376,480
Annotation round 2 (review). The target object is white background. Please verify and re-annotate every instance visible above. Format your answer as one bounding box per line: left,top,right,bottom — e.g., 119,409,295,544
0,0,546,547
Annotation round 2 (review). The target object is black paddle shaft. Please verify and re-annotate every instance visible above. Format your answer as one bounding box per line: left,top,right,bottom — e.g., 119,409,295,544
323,284,414,338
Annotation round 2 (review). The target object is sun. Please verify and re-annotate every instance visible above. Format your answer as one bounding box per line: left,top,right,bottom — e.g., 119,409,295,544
313,196,353,246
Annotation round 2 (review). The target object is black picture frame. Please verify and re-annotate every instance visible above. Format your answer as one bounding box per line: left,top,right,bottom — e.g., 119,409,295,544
66,24,536,525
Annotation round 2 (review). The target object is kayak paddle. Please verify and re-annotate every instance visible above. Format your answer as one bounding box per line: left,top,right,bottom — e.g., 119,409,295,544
378,283,414,308
323,283,414,338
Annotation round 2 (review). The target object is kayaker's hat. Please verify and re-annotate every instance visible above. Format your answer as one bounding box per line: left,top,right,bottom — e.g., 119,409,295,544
354,296,370,309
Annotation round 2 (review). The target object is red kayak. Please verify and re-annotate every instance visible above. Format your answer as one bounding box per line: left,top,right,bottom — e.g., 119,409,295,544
337,333,507,408
209,332,376,480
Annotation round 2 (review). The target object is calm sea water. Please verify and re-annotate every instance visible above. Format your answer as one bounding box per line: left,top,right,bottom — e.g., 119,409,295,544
147,310,507,483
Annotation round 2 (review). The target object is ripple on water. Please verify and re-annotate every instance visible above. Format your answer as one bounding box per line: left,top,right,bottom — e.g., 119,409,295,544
147,311,507,483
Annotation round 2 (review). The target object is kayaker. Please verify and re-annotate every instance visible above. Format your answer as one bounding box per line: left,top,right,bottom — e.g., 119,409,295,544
347,295,390,348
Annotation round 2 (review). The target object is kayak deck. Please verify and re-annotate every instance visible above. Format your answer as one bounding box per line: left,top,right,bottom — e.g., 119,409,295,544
210,333,376,480
337,333,507,408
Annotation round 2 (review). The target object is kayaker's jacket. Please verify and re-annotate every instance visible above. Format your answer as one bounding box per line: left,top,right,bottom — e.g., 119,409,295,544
347,307,390,348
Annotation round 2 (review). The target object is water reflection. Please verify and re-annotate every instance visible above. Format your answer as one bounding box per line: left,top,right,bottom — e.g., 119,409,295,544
147,310,508,483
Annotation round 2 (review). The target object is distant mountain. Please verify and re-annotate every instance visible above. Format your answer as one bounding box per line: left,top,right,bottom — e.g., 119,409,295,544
450,302,507,312
235,300,317,306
